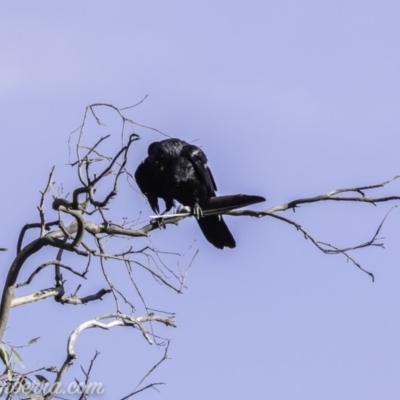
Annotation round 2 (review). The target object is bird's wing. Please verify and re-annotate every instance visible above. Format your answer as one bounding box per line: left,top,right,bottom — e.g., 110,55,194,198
134,160,160,214
184,144,217,195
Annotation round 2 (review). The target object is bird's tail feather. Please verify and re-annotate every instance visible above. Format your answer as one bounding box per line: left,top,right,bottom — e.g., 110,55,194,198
202,194,265,213
197,216,236,249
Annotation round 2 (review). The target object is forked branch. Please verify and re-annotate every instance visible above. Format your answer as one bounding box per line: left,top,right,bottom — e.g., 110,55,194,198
44,313,175,400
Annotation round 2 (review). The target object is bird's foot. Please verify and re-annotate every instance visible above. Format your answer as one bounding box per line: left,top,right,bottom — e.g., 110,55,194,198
192,203,203,220
151,215,166,229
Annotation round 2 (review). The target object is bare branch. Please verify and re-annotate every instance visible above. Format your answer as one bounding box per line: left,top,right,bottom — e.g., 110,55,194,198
119,95,149,110
87,103,171,138
264,175,400,214
121,341,170,399
37,166,56,237
11,288,111,308
44,313,175,399
77,351,101,400
16,260,87,288
50,205,87,254
0,237,47,340
11,287,63,307
89,133,139,187
16,221,58,255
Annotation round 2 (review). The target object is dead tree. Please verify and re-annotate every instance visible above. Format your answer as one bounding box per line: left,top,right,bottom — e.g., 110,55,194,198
0,102,399,398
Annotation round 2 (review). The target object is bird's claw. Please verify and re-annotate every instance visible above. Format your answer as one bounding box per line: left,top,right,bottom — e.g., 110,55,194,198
152,216,166,229
192,204,203,220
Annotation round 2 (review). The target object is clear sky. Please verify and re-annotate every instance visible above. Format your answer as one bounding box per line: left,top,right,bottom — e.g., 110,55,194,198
1,1,400,399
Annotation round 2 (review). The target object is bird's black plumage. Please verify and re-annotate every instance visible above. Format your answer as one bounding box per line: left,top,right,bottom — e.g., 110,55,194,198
135,138,264,249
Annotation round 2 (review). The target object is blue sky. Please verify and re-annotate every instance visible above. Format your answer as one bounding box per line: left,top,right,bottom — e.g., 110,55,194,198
1,1,400,399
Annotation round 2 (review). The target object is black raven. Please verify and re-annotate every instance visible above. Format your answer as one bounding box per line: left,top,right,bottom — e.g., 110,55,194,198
135,138,264,249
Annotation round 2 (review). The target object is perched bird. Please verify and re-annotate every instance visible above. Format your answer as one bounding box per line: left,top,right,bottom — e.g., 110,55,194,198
135,138,264,249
